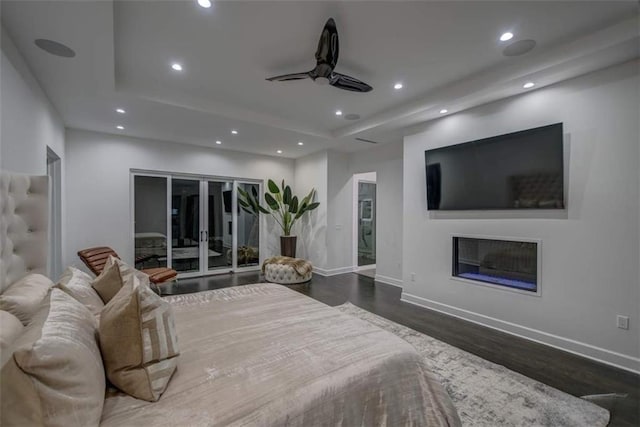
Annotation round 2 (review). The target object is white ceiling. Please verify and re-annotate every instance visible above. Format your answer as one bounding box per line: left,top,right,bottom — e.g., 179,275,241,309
1,1,638,158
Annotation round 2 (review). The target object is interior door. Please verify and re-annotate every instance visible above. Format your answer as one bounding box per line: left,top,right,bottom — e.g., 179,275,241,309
357,181,376,267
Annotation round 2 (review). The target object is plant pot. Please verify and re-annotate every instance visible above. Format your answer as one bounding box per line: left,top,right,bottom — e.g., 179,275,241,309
280,236,297,258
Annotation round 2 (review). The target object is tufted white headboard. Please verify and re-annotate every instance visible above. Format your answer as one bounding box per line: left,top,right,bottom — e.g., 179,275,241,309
0,172,49,292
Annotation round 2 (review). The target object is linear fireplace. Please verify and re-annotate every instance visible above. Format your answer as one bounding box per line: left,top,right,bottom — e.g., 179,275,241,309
452,235,541,295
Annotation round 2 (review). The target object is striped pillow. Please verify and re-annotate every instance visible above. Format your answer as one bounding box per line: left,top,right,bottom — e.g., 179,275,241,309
98,274,179,402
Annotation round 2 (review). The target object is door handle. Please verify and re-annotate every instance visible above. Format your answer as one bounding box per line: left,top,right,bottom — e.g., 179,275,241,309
204,230,209,241
200,230,204,242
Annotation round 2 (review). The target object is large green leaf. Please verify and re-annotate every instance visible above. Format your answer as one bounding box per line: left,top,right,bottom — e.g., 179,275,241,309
237,187,248,198
267,179,280,194
288,196,298,213
258,205,270,214
305,202,320,212
238,198,250,209
264,192,279,210
283,185,292,205
294,202,308,219
251,186,258,198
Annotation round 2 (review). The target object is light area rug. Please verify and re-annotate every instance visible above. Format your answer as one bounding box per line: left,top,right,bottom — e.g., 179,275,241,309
336,302,609,427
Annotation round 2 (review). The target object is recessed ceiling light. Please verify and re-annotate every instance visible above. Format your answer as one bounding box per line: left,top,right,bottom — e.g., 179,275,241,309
197,0,212,8
335,110,342,116
276,150,283,154
116,108,126,114
231,130,238,135
523,82,535,89
297,141,304,146
171,63,183,71
215,140,222,145
500,32,514,42
394,82,403,90
116,125,124,130
439,109,448,114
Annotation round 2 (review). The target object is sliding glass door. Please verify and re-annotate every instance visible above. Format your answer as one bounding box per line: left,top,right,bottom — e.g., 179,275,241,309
134,175,169,270
133,172,261,278
205,180,233,272
236,182,260,268
171,178,201,274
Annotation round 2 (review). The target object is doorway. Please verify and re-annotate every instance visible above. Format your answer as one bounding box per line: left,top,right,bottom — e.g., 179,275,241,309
352,172,376,277
132,172,261,278
46,147,62,279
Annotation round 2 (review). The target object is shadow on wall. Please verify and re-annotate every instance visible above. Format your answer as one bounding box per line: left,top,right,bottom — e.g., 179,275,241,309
296,209,326,267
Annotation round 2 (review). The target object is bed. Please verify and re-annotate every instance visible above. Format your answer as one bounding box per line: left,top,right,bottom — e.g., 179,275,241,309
100,283,460,426
1,172,460,426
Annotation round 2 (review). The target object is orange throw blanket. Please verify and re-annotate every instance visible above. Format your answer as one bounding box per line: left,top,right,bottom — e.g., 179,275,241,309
261,256,313,277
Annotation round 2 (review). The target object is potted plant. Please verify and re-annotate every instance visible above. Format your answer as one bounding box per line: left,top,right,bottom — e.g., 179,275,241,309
237,179,319,258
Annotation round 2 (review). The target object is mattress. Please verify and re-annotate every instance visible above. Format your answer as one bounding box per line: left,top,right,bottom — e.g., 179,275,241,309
100,284,460,426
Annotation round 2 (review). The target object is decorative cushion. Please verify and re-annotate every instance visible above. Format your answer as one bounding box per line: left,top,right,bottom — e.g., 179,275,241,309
0,289,105,426
0,273,54,325
99,274,179,402
56,266,104,316
91,261,124,304
0,310,24,359
263,257,313,284
107,255,149,285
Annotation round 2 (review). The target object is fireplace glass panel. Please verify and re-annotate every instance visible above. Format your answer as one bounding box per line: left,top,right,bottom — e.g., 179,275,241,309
453,237,538,292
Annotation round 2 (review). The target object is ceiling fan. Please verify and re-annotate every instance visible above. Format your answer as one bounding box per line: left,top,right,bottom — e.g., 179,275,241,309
266,18,373,93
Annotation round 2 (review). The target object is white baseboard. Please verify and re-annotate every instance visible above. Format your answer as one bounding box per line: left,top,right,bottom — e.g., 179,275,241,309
313,266,356,276
374,274,403,289
401,292,640,375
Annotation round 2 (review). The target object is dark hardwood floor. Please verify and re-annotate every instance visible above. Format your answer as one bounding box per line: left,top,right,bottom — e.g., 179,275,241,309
167,271,640,427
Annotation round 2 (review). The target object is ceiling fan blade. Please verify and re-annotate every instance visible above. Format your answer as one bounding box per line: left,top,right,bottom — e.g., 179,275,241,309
329,73,373,93
266,72,311,82
315,18,339,71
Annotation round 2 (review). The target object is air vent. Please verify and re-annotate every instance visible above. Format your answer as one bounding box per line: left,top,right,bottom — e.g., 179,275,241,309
355,137,380,144
503,39,536,57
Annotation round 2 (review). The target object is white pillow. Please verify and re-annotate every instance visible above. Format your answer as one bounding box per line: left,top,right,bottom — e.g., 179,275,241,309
0,289,105,426
0,274,54,325
0,310,24,362
56,266,105,316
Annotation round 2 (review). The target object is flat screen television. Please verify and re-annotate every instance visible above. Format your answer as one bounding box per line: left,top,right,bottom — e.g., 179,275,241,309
425,123,564,210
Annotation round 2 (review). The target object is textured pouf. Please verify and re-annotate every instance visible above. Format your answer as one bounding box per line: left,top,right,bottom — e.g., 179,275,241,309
262,256,313,284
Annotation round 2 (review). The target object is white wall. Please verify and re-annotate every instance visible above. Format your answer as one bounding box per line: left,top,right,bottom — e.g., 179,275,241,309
402,60,640,372
293,145,404,281
326,150,353,274
0,26,65,174
64,129,294,270
293,151,328,270
1,26,66,278
349,143,404,284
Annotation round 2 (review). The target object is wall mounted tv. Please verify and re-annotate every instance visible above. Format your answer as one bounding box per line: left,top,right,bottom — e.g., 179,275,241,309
425,123,564,210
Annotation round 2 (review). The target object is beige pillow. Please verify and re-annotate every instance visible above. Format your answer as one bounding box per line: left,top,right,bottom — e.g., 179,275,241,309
99,275,179,402
0,289,105,426
0,274,54,325
56,266,105,316
0,310,24,361
91,261,124,304
106,255,149,284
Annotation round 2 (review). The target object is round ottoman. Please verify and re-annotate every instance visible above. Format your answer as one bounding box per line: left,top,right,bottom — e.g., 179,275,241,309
263,257,313,284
